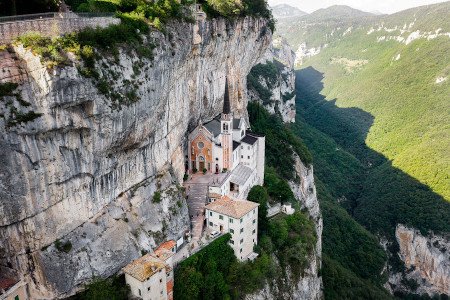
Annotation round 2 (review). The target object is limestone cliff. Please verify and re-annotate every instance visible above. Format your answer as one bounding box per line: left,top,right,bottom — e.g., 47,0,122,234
0,17,271,298
388,224,450,297
247,36,296,123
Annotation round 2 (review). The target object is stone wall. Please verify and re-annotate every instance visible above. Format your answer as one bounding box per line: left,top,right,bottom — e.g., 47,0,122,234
0,13,120,44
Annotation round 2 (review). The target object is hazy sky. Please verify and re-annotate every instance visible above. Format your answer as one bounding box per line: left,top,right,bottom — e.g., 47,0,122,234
268,0,449,14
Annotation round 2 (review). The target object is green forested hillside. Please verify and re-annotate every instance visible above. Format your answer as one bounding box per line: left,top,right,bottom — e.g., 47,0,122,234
273,2,450,298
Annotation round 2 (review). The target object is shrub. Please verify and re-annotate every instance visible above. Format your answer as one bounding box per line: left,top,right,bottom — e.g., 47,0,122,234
202,168,207,174
0,82,18,97
153,191,162,203
77,275,129,300
183,174,189,181
55,239,72,253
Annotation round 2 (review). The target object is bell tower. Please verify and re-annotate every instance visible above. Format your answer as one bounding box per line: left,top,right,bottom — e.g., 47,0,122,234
221,77,233,170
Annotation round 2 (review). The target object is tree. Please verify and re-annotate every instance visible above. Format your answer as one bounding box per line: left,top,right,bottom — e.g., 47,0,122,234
247,185,269,236
206,0,242,17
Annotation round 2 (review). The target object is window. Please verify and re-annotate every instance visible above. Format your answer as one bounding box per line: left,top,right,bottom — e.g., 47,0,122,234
248,156,250,159
148,287,151,291
198,142,204,149
252,219,256,224
252,229,256,234
241,146,243,149
15,296,19,300
209,221,213,226
199,156,205,162
240,218,243,223
230,229,234,234
248,146,250,150
240,228,244,233
241,130,244,137
219,215,223,220
138,289,141,296
241,155,243,159
160,278,162,283
230,240,234,244
210,212,212,216
240,238,243,244
230,218,234,223
240,248,243,253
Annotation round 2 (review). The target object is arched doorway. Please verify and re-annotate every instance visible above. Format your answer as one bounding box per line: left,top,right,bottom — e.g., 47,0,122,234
198,156,205,171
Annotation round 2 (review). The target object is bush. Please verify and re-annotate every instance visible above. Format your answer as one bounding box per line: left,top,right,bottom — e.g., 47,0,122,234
55,239,72,253
183,174,189,181
247,186,269,236
153,191,162,203
202,168,207,174
75,275,129,300
0,82,18,97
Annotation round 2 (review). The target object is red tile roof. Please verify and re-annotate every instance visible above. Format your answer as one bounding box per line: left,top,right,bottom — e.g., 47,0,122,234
156,240,176,252
0,277,18,292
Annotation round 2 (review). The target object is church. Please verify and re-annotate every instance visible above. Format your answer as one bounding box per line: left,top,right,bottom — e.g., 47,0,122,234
187,78,265,199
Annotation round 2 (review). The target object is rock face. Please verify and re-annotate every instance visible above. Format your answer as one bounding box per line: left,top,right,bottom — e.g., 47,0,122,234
248,36,296,123
0,17,271,298
391,224,450,296
246,154,323,300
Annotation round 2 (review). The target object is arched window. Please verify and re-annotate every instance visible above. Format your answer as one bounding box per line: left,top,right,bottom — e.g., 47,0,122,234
198,142,204,149
199,156,205,162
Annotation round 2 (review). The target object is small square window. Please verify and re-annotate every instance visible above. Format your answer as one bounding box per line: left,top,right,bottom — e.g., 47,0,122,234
230,218,234,223
248,156,250,159
240,219,243,223
219,215,223,220
252,229,256,234
241,155,243,159
252,219,256,224
240,228,244,233
230,229,234,234
209,221,213,226
148,287,151,291
209,211,212,216
240,238,243,244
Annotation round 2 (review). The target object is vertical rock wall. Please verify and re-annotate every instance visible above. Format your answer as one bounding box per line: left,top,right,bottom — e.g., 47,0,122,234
0,17,271,298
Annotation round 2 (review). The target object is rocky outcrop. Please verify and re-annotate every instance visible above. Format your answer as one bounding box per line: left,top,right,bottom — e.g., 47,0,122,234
248,36,296,123
245,154,323,300
390,224,450,296
0,17,271,298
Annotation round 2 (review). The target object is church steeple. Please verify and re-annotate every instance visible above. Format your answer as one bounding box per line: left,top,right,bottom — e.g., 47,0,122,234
223,77,231,115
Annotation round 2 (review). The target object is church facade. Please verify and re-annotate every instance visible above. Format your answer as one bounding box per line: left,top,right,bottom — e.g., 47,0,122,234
187,78,265,198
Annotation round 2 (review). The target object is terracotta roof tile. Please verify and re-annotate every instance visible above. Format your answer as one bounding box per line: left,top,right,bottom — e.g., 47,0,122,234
0,277,18,292
122,254,166,282
205,196,259,219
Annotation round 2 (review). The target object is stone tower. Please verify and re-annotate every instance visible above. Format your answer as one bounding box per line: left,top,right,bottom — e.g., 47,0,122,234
221,77,233,170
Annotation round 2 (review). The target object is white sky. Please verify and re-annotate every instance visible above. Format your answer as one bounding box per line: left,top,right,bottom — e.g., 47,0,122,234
268,0,449,14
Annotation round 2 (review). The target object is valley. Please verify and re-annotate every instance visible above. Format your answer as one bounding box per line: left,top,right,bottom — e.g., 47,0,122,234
272,1,450,298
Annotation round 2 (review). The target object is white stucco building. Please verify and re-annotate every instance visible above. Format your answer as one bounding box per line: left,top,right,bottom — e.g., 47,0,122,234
123,241,176,300
187,78,265,200
205,196,259,261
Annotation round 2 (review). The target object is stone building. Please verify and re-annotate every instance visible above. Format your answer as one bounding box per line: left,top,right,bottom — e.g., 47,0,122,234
123,241,176,300
187,78,265,199
205,196,259,261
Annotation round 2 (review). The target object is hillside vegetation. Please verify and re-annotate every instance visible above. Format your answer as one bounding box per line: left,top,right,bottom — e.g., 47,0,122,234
273,2,450,297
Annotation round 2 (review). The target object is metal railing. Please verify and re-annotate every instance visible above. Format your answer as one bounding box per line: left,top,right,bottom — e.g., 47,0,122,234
0,12,115,24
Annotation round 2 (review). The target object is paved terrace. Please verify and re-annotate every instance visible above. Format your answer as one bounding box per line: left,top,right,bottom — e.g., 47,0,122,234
183,173,229,246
